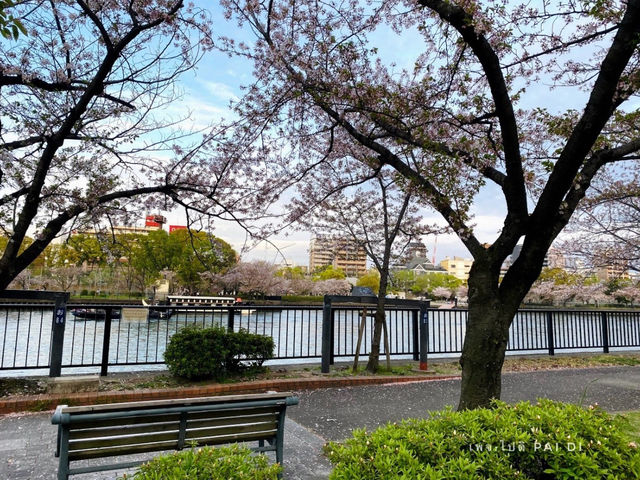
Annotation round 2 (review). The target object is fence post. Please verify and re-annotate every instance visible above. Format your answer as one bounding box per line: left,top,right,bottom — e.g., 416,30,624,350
100,307,114,377
227,307,235,332
321,296,332,373
419,302,429,370
330,308,336,366
49,294,68,377
546,311,555,356
601,311,609,354
412,309,419,361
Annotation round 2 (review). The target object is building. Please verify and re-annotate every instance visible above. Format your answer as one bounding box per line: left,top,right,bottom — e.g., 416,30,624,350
309,235,367,277
440,256,473,281
402,256,446,275
595,262,631,281
73,214,166,236
403,241,428,261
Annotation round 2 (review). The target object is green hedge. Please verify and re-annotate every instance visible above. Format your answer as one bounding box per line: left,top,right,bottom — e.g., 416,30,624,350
164,325,274,380
325,400,640,479
120,444,281,480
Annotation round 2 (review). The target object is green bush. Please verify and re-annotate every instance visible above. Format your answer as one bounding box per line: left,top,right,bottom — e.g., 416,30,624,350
120,444,282,480
225,328,275,373
164,326,274,380
164,326,228,380
325,400,640,480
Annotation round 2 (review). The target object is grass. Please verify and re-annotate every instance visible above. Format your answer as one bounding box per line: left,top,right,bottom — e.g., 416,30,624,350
618,410,640,443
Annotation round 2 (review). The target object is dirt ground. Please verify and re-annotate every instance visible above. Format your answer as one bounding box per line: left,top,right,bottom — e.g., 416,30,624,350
2,352,640,398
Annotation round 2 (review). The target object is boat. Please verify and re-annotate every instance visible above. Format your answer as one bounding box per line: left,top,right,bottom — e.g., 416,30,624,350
141,299,173,319
165,295,255,314
166,295,239,312
70,308,121,321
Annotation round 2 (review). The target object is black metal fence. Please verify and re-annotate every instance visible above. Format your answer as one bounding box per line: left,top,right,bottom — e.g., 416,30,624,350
2,299,640,376
424,309,640,356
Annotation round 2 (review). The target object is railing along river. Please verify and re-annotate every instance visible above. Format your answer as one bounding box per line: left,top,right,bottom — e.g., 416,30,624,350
1,302,640,376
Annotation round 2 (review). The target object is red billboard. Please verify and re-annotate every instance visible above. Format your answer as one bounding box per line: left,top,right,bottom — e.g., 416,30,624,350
169,225,187,233
145,214,166,227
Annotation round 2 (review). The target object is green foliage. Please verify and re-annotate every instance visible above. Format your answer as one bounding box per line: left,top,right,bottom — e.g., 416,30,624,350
168,229,237,289
313,264,346,281
391,270,416,291
164,326,274,380
120,444,281,480
224,328,275,373
356,270,380,295
0,0,26,40
276,265,307,279
325,400,640,480
411,272,463,295
538,268,584,286
605,277,634,295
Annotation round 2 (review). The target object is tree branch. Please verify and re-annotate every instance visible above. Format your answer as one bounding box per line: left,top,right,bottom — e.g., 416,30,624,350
533,1,640,233
418,0,528,225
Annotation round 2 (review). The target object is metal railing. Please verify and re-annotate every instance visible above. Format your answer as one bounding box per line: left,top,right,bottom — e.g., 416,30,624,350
425,308,640,355
2,298,640,376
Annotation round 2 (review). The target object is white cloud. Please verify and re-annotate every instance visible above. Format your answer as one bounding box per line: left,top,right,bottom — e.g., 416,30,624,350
198,80,240,103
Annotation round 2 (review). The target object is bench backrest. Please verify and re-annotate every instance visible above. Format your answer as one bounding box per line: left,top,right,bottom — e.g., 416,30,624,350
52,392,299,473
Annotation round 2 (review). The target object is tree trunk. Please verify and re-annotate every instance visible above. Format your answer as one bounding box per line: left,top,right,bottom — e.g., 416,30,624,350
457,298,513,410
457,262,529,410
366,273,389,373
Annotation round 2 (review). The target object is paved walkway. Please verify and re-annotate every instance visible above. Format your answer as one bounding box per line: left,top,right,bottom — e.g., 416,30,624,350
0,412,332,480
2,365,640,479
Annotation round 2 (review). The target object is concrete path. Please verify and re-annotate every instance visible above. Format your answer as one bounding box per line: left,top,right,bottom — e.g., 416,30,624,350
288,365,640,442
2,365,640,479
0,412,332,480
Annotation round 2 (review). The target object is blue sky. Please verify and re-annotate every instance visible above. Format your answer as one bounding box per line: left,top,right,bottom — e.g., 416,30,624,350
158,1,603,268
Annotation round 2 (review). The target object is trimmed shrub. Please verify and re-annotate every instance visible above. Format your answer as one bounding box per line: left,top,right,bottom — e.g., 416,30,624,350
164,326,274,380
225,328,275,373
164,326,228,380
325,400,640,479
120,444,282,480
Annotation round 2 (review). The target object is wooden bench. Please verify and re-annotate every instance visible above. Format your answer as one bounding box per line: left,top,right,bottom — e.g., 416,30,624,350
51,392,299,480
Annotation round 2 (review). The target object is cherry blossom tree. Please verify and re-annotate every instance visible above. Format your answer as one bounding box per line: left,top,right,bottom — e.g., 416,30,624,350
561,174,640,274
220,0,640,409
0,0,272,290
204,261,286,297
310,278,351,296
293,168,436,371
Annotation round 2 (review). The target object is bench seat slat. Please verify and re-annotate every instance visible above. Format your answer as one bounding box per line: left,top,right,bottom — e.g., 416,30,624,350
189,406,278,420
69,413,181,430
69,413,278,441
69,440,179,461
188,413,277,430
59,392,293,414
68,429,278,461
69,421,181,440
185,422,278,441
68,407,277,431
69,421,278,451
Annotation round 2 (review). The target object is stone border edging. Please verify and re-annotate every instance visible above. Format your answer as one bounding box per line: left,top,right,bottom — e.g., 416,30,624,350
0,374,460,414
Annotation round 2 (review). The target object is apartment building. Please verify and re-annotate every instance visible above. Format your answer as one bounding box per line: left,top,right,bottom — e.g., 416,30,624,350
309,235,367,277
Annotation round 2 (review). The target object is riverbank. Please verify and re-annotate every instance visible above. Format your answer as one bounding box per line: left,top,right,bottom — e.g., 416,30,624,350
2,352,640,414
